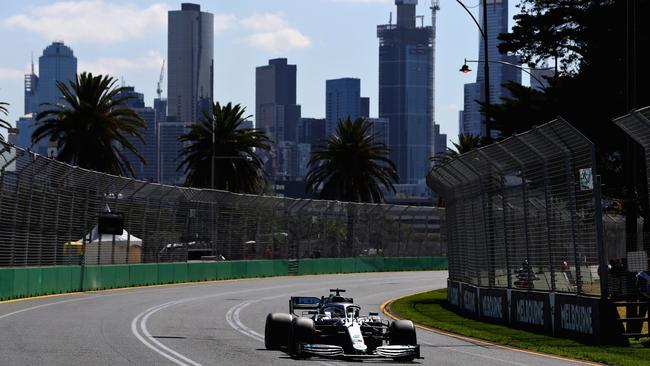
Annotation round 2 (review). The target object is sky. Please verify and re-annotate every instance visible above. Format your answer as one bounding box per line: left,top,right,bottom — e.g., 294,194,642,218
0,0,523,145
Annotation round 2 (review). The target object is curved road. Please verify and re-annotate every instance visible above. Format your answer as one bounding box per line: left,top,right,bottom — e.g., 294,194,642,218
0,271,590,366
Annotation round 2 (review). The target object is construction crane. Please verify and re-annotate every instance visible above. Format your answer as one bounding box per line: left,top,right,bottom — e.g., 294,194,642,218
156,59,165,99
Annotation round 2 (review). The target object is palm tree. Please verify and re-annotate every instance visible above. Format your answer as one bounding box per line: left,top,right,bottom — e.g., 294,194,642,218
306,117,399,256
33,72,146,176
177,102,271,193
0,102,10,141
431,133,484,166
306,117,399,203
430,133,485,207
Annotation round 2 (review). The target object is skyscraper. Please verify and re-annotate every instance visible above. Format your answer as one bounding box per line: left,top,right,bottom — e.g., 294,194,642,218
377,0,437,185
33,41,77,155
167,3,214,123
530,66,554,91
460,0,521,137
434,124,447,155
24,56,38,115
325,78,361,135
158,122,191,185
298,118,326,146
37,42,77,112
154,98,168,124
367,117,390,147
460,82,482,136
360,97,370,119
117,86,157,182
15,116,35,150
255,58,302,181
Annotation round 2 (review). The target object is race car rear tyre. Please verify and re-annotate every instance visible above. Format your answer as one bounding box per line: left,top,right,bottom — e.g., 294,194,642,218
265,313,292,350
288,317,315,359
389,320,417,362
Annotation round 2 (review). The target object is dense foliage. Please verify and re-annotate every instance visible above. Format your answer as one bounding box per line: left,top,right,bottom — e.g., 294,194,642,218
486,0,650,202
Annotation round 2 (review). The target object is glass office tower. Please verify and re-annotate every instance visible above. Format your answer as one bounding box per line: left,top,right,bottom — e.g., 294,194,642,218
378,0,434,184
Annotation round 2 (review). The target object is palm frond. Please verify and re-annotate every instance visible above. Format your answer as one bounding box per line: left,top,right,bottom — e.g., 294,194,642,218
33,72,146,177
305,117,399,203
0,102,11,141
177,102,271,193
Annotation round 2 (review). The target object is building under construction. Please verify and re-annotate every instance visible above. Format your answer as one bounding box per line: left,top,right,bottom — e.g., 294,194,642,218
378,0,442,186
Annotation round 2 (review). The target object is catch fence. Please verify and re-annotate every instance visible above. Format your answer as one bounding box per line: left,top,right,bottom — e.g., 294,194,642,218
615,107,650,215
0,142,445,268
428,117,605,297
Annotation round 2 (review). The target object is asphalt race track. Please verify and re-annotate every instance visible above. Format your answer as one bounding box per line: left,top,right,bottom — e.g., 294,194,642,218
0,271,589,366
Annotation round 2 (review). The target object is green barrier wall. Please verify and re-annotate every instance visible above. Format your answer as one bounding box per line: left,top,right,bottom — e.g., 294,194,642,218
0,257,446,302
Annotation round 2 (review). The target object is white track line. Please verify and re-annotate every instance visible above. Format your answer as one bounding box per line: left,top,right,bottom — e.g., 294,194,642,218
0,292,127,321
225,301,264,342
130,276,432,366
132,300,204,366
130,284,297,366
226,299,340,366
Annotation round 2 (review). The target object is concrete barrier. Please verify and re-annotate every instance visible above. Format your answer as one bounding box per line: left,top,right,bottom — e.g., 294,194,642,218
0,257,447,301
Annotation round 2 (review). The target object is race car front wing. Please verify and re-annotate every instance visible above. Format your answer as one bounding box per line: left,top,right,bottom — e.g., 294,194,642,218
297,343,421,359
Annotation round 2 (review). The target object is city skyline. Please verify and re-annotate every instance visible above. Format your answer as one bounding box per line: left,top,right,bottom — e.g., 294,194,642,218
0,0,524,146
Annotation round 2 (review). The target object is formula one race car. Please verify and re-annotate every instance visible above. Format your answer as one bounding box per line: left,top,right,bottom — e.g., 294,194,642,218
264,289,420,361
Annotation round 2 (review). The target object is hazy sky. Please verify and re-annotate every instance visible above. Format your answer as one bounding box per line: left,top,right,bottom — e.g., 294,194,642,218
0,0,522,144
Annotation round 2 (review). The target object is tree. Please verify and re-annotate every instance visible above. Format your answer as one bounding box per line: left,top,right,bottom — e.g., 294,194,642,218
488,0,650,254
431,133,484,166
306,117,399,203
306,117,399,256
177,102,271,193
33,72,146,176
485,0,650,199
0,102,9,141
450,133,484,156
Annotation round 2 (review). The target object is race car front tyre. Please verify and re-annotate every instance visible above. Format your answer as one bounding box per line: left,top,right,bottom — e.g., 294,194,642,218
288,317,315,359
389,320,417,362
264,313,292,350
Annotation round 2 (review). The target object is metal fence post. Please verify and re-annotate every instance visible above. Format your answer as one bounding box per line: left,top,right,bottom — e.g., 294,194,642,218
538,127,583,294
497,144,534,290
457,156,494,287
513,135,556,292
445,162,481,286
367,204,380,256
397,206,410,258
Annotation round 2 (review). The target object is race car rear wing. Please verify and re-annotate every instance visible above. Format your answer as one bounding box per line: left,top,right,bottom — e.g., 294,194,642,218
290,296,321,315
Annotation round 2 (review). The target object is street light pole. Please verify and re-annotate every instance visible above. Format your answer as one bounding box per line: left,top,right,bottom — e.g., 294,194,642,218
461,59,552,89
482,0,491,138
455,0,491,138
211,118,216,190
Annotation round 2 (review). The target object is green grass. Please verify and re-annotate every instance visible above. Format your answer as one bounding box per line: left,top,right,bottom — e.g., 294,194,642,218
390,289,650,366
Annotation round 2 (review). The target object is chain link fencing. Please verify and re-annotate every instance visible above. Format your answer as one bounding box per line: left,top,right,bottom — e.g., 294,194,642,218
428,118,606,297
0,142,445,268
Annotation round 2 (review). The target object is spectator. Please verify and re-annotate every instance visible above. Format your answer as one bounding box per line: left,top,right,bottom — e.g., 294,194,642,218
514,259,537,289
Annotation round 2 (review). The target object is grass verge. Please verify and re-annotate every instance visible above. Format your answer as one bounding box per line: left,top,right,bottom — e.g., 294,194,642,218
389,289,650,366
